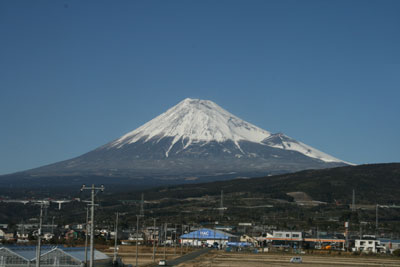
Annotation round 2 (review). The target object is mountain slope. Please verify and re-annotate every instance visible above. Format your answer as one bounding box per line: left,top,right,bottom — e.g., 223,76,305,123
128,163,400,205
6,98,348,182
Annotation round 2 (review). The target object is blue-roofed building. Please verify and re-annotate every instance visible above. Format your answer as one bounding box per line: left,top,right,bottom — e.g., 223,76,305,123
180,228,238,247
0,246,111,266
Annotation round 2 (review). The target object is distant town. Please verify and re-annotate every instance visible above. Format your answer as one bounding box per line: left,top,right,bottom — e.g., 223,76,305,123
1,181,400,267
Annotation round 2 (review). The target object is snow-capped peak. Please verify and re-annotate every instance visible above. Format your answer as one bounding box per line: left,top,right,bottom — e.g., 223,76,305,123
109,98,272,155
106,98,346,164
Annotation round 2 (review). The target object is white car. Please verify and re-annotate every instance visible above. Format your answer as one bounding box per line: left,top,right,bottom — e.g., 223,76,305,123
290,256,302,263
158,259,167,266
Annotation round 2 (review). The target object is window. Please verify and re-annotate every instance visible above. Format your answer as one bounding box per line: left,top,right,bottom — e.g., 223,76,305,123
293,234,299,238
286,234,290,237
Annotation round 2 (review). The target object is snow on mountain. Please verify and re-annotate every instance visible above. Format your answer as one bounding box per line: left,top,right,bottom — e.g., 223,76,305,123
107,98,345,163
109,98,272,156
262,133,343,163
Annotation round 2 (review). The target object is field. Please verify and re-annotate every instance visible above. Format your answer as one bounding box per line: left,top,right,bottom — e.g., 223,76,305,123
177,250,400,267
101,245,195,266
101,246,400,266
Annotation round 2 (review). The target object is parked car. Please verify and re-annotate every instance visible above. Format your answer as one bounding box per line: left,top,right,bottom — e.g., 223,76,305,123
290,256,302,263
158,259,167,266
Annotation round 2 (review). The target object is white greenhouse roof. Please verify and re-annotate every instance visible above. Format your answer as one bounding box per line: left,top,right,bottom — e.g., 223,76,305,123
0,246,110,262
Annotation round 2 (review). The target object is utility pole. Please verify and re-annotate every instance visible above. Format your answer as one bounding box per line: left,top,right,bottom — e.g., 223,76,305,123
136,215,140,267
213,227,216,248
345,222,349,251
152,218,156,262
113,212,119,265
21,220,25,240
180,224,183,255
85,205,89,266
376,204,379,233
51,216,55,235
352,189,356,212
195,226,197,247
174,224,177,256
35,203,45,267
186,225,189,253
219,190,225,217
81,184,104,267
163,223,167,260
140,193,144,217
136,193,145,267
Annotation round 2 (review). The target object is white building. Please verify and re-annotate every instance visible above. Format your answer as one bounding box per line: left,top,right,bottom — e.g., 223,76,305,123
272,231,303,240
240,234,258,246
355,239,385,253
43,233,54,241
180,228,237,247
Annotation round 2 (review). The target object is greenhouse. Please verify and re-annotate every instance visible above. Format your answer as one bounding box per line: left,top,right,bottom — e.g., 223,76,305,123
0,246,111,267
0,247,30,267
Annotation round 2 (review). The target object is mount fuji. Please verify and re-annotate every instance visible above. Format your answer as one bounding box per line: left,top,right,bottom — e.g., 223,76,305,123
10,98,348,183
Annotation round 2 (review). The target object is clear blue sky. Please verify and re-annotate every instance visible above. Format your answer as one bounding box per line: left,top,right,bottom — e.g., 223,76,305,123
1,0,399,175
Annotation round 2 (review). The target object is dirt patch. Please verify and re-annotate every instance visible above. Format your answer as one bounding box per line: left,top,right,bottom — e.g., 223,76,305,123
287,192,313,202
